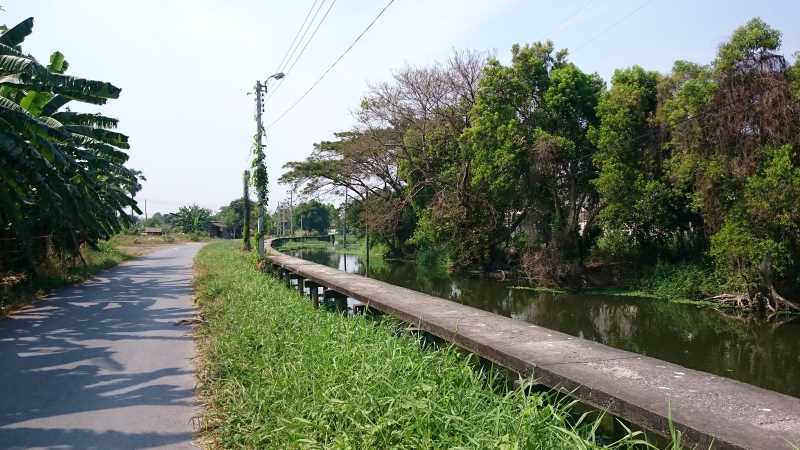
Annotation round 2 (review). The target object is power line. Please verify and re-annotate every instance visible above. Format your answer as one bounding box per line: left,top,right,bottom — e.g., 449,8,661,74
280,0,327,73
274,0,321,74
264,0,324,102
284,0,338,78
572,0,654,53
553,0,593,32
266,0,338,102
267,0,397,129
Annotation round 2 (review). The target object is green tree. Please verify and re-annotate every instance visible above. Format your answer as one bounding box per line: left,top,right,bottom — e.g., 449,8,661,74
172,205,212,234
293,200,334,235
282,51,486,257
591,66,701,259
143,212,166,228
215,198,256,239
461,42,603,283
662,18,800,309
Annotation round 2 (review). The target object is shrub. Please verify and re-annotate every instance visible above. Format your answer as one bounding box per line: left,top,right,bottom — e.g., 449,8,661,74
638,261,721,300
593,229,641,261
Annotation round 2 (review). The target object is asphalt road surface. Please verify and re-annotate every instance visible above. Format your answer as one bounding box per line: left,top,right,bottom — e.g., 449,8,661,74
0,244,204,450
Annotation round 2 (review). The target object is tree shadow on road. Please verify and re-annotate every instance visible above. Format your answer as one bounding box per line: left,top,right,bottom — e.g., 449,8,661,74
0,254,200,449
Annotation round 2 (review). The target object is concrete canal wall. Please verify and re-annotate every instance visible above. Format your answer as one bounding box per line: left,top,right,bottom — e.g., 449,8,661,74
266,237,800,450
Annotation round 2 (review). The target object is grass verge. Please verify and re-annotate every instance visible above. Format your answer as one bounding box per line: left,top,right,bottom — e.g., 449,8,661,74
194,241,660,449
1,241,130,315
1,234,187,315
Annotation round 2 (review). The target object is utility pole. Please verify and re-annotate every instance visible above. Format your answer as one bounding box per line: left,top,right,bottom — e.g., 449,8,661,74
254,80,266,257
343,190,348,247
365,190,370,276
289,189,295,236
250,72,284,256
243,170,252,251
144,199,148,226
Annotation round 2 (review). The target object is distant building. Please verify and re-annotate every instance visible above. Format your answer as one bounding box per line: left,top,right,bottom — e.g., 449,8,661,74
208,221,230,239
143,227,163,236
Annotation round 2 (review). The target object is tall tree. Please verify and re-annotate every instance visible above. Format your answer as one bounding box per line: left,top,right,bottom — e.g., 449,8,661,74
293,200,335,235
591,66,701,259
281,51,486,257
215,198,256,240
662,18,800,309
462,42,603,283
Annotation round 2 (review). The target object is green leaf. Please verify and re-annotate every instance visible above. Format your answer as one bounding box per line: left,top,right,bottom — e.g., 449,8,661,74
40,95,72,116
51,111,118,129
0,18,34,47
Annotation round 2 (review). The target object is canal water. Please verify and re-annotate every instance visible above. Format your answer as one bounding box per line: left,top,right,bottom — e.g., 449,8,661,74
287,246,800,398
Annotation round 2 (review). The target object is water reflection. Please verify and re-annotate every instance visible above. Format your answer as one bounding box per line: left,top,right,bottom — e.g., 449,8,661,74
289,247,800,398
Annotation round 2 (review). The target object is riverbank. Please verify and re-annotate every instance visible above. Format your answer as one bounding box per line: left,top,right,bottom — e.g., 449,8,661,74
279,240,729,308
193,241,658,448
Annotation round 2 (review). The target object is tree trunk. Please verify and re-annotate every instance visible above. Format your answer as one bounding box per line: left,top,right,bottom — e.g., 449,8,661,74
759,253,800,311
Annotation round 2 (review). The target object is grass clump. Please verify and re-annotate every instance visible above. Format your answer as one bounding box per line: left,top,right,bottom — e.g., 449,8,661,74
194,241,656,449
275,239,333,252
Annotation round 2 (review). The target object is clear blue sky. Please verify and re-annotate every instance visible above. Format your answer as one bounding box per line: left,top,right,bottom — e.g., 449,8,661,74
4,0,799,214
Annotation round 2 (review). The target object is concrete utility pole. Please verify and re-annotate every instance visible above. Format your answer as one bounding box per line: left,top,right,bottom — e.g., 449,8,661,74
289,189,295,236
252,72,285,256
365,190,370,275
243,170,252,251
254,80,266,257
343,190,348,247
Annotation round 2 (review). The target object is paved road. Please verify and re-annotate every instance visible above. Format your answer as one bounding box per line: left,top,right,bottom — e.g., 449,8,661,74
0,244,203,450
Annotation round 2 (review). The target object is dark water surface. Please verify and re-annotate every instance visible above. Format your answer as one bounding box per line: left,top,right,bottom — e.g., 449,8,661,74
288,247,800,398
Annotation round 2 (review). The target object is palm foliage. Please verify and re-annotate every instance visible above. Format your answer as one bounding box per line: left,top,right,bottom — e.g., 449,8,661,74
0,17,141,272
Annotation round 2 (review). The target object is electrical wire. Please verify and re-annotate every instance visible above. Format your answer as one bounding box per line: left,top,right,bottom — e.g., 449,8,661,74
572,0,654,53
266,0,338,102
274,0,321,74
263,0,325,102
553,0,593,32
267,0,396,129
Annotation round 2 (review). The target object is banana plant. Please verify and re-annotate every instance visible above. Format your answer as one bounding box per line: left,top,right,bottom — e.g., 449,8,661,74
0,17,141,270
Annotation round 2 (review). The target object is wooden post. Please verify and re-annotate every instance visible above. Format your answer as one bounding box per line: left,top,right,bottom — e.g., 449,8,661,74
297,277,305,295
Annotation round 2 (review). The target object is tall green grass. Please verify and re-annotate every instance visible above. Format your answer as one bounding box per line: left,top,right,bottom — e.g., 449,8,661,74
194,242,660,449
